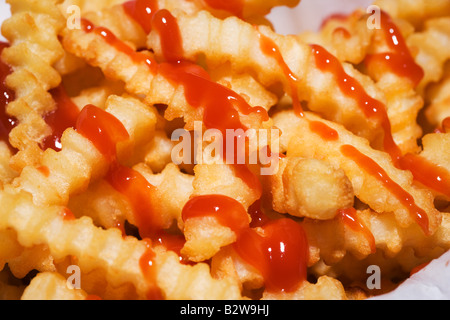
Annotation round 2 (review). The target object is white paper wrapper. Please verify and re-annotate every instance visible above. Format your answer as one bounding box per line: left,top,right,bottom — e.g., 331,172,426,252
0,0,448,300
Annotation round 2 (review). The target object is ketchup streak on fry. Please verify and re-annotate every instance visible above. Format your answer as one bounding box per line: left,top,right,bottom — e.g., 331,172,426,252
309,121,339,141
182,194,250,233
81,18,158,73
399,154,450,199
140,239,164,299
60,207,76,221
339,208,376,253
365,11,424,87
341,144,430,235
181,194,309,293
42,85,80,151
122,0,159,34
257,31,304,117
150,9,267,194
310,44,402,165
0,42,17,152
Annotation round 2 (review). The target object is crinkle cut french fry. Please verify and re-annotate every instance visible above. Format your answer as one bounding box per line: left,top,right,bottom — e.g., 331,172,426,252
313,11,424,154
298,10,371,65
21,272,87,300
13,95,158,207
2,0,66,171
0,188,242,299
147,10,390,146
273,110,441,234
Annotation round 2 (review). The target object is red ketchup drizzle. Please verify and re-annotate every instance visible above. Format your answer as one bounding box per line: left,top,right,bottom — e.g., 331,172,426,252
365,11,424,87
81,19,158,73
107,164,163,238
122,0,159,34
181,195,309,293
140,239,164,299
151,10,267,194
153,232,192,265
310,44,402,165
42,85,80,151
203,0,244,17
106,8,267,193
182,194,250,233
234,218,308,293
248,199,269,228
37,165,50,177
341,144,430,235
309,121,339,141
151,9,184,63
82,17,265,194
338,207,376,253
0,42,17,151
399,154,450,199
257,31,304,117
60,207,76,221
75,104,163,298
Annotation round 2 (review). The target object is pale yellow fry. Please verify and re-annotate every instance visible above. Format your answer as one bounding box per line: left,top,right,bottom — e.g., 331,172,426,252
21,272,87,300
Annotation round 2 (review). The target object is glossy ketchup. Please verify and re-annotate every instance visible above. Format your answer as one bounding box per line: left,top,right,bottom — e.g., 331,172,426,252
339,207,376,253
341,144,430,235
442,117,450,133
365,11,424,87
42,85,80,151
257,31,304,117
140,238,164,299
107,164,163,238
310,44,402,165
399,154,450,199
0,42,17,151
181,195,309,293
151,10,267,194
151,9,184,63
81,18,158,73
122,0,159,34
182,194,250,233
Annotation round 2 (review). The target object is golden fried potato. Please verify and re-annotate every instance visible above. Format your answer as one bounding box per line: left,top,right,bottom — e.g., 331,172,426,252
264,157,354,220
